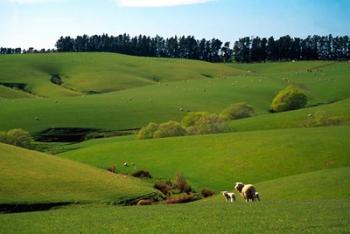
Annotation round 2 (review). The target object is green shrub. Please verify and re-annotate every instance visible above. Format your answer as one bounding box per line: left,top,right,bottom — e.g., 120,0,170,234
153,121,186,138
186,113,227,135
303,112,345,128
181,112,210,128
136,122,159,139
0,131,9,144
270,85,307,112
220,102,255,120
0,128,33,148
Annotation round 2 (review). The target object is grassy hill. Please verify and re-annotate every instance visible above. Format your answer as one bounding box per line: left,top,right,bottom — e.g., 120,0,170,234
228,97,350,132
1,167,349,233
60,126,350,191
0,52,241,98
0,143,155,205
0,56,349,135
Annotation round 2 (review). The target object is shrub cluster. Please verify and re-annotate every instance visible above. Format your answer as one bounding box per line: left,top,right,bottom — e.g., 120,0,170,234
270,85,307,112
154,181,174,196
153,172,215,204
136,102,256,139
0,128,33,148
184,112,228,135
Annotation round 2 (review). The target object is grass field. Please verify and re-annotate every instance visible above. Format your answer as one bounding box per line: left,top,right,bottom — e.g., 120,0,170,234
1,54,350,233
60,126,350,190
0,55,349,135
1,167,349,233
0,52,241,98
0,143,155,205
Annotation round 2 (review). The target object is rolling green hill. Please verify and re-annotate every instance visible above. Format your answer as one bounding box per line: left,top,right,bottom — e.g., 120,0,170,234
60,126,350,191
1,54,350,233
228,97,350,132
0,143,155,205
0,56,349,134
1,167,349,233
0,52,241,98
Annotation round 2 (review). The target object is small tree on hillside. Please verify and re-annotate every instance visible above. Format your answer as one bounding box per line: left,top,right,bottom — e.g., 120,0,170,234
5,129,33,148
220,102,255,120
270,85,307,113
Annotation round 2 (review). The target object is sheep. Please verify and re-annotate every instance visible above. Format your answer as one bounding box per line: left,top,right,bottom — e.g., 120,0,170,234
235,182,259,202
136,199,153,206
123,162,129,167
222,191,236,203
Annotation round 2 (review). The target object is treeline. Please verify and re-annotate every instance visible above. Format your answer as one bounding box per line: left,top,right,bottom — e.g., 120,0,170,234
55,34,232,62
0,47,22,54
0,47,55,55
234,35,350,62
3,34,350,62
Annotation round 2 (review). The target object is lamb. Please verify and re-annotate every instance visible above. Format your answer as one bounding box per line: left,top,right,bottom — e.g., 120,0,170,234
235,182,260,202
222,191,236,202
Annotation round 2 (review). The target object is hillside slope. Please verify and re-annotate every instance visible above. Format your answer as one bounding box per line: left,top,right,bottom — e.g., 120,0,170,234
60,126,350,190
0,143,155,205
0,52,242,97
1,61,349,134
1,167,349,233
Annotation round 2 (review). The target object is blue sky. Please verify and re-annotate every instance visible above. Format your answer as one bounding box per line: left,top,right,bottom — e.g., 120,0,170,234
0,0,349,49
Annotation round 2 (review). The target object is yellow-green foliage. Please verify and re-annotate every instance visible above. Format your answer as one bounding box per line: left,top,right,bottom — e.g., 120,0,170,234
153,121,186,139
220,102,255,120
0,129,33,148
136,122,159,139
181,112,210,128
186,113,227,135
270,85,307,112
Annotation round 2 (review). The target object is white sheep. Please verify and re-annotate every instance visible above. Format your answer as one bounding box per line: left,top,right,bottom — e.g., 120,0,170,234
222,191,236,203
235,182,259,202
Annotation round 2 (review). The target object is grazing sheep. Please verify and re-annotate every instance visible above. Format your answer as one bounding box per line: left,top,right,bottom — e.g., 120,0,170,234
255,192,260,201
123,162,129,167
222,191,236,203
137,199,152,206
235,182,259,202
